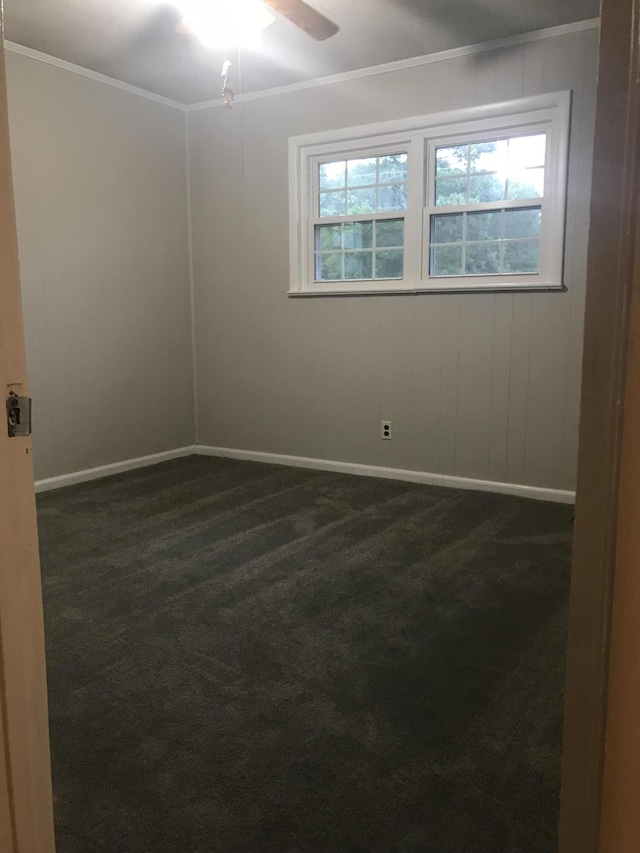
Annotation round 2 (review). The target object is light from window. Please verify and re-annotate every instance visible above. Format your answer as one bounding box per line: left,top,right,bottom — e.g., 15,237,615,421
429,134,546,278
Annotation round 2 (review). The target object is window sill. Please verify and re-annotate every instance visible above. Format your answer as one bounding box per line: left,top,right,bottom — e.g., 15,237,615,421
288,282,567,297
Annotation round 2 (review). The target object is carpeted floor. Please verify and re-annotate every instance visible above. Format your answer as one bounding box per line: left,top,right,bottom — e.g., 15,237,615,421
37,455,573,853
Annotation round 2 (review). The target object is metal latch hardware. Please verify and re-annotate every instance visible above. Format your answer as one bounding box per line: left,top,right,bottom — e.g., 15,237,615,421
6,392,32,438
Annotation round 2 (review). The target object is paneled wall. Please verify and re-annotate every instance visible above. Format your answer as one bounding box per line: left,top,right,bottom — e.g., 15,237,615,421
6,52,194,481
188,27,598,493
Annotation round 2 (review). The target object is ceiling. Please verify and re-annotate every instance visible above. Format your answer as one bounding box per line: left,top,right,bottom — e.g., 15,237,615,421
3,0,599,105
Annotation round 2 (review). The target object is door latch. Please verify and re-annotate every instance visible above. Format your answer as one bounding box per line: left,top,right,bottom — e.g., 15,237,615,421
6,392,32,438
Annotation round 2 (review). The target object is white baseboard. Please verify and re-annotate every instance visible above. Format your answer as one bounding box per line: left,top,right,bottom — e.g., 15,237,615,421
34,446,198,493
196,445,576,504
34,443,576,504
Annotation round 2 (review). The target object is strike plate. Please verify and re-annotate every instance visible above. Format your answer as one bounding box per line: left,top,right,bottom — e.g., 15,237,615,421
6,392,32,438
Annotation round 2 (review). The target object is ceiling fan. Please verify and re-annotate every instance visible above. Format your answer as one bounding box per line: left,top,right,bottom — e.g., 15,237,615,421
177,0,339,46
261,0,339,41
176,0,339,106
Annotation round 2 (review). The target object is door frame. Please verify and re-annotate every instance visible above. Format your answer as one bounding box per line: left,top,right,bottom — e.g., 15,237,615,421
0,10,56,853
0,0,639,850
558,0,640,850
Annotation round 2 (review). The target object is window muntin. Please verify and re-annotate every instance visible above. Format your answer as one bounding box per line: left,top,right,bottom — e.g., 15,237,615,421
430,207,542,276
318,154,408,216
313,153,408,282
315,219,404,281
428,133,548,279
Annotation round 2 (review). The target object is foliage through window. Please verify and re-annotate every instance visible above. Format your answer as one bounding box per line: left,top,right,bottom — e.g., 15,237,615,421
314,154,408,282
289,92,570,295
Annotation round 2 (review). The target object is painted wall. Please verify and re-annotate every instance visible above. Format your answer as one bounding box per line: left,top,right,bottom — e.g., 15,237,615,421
188,26,598,492
5,52,194,481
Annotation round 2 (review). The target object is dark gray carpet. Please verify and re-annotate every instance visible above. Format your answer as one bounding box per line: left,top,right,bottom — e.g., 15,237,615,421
36,455,572,853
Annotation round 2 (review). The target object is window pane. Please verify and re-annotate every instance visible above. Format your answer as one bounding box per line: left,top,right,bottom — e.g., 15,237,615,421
508,134,546,169
375,250,404,278
376,219,404,248
435,177,467,206
315,224,342,251
378,184,407,211
465,242,501,275
436,145,468,176
504,207,542,239
504,240,540,273
467,210,502,242
343,222,373,249
347,157,377,187
431,245,463,276
507,168,544,200
316,253,343,280
469,174,506,203
319,161,345,190
469,140,508,173
347,187,376,214
431,213,463,244
319,190,346,216
344,252,373,279
379,153,408,183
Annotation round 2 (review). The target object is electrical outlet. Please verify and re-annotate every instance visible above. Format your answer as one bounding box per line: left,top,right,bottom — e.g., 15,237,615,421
381,420,392,440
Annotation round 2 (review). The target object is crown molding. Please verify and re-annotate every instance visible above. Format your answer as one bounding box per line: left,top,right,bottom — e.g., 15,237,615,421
4,41,187,111
185,17,600,112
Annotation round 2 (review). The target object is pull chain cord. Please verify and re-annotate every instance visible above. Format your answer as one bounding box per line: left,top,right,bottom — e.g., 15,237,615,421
220,47,244,178
238,45,245,177
221,46,234,109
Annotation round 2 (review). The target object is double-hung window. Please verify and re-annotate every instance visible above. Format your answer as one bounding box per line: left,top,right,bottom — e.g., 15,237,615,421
427,130,553,286
314,151,408,284
289,91,570,295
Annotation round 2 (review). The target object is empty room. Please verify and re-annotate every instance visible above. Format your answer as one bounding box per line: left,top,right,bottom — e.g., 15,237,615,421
0,0,607,850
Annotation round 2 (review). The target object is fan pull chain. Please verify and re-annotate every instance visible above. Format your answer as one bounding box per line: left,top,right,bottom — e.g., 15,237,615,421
221,52,234,109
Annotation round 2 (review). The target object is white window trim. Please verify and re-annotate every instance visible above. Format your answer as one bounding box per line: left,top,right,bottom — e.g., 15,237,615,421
288,91,571,297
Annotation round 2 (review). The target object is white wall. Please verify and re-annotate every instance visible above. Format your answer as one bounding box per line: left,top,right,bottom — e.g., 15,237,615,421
4,25,598,493
188,26,598,493
6,52,194,481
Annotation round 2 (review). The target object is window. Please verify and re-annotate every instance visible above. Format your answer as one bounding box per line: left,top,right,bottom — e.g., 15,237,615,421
315,153,408,282
430,135,545,277
289,92,570,295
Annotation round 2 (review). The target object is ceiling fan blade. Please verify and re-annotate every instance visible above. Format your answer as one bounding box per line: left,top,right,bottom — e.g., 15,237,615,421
263,0,339,40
